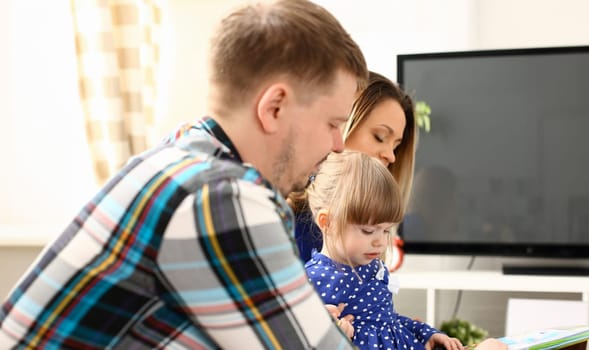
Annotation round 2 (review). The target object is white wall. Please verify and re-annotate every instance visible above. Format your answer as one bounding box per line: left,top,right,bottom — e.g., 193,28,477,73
0,0,14,223
155,0,248,133
157,0,589,134
312,0,477,78
0,0,98,302
475,0,589,49
0,0,97,228
156,0,477,133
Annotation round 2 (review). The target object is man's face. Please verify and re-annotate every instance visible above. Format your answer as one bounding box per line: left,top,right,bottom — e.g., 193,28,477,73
272,70,359,196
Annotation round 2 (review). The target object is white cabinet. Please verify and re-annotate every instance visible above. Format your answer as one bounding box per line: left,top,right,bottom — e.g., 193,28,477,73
394,270,589,325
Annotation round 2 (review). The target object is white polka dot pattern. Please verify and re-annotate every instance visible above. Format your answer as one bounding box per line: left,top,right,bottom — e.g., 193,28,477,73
305,253,440,349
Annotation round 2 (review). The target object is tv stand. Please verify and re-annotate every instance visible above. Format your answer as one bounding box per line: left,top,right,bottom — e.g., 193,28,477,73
394,270,589,326
502,265,589,276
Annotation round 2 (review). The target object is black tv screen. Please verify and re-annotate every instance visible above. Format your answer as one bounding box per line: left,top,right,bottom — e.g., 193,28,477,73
397,46,589,258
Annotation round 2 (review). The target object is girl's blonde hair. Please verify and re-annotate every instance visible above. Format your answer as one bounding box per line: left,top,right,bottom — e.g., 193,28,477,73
307,151,404,263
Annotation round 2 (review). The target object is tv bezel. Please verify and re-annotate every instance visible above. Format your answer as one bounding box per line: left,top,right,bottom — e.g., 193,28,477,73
396,45,589,259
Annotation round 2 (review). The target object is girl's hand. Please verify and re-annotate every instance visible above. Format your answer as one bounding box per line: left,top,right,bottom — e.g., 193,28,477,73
325,303,355,339
425,333,463,350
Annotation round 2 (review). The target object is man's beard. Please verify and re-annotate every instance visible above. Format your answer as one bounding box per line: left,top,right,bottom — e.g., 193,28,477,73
289,175,310,194
272,129,307,196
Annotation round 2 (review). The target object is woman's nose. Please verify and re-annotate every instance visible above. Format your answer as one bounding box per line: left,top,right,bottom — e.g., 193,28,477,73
380,148,395,167
332,129,345,153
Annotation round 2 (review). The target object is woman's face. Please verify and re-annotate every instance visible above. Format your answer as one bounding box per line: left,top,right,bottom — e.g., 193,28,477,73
344,99,406,168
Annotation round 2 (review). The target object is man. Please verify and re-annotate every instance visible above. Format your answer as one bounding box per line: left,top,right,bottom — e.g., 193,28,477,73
0,0,367,348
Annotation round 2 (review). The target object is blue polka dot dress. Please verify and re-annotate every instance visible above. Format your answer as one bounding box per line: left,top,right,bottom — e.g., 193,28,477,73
305,253,440,350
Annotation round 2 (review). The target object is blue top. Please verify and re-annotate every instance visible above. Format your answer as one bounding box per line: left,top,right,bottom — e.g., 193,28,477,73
305,252,440,350
294,208,324,263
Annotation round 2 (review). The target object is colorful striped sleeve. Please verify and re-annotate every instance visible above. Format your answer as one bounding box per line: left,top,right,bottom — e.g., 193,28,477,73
157,176,356,349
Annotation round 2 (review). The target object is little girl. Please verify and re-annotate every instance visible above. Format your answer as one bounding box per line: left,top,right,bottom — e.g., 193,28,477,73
304,151,463,350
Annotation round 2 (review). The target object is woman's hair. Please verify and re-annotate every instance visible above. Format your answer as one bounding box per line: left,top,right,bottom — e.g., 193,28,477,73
209,0,368,111
306,151,404,262
343,71,417,211
289,71,417,214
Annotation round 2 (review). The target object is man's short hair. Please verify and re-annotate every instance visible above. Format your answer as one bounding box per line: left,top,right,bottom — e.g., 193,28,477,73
209,0,368,108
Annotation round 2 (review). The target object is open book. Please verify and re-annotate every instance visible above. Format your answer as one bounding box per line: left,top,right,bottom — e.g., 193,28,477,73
498,325,589,350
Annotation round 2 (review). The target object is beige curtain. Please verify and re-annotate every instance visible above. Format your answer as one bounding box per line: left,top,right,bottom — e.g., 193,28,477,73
71,0,161,185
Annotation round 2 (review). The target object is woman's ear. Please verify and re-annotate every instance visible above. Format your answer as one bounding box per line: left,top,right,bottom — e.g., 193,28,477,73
316,209,330,232
256,83,288,134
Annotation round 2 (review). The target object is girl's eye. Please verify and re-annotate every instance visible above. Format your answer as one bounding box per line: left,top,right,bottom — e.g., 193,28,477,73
361,229,374,235
374,134,384,143
384,230,391,235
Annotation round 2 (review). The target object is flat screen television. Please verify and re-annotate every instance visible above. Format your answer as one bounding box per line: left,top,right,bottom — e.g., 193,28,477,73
397,45,589,260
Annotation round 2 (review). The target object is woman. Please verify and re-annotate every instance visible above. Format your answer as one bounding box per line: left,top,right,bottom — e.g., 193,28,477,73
290,71,417,264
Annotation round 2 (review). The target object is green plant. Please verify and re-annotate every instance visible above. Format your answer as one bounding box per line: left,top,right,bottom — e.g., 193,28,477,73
440,318,488,346
415,100,432,132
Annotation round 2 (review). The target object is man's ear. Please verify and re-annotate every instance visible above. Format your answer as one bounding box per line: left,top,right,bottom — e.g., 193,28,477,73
316,209,330,232
256,83,288,134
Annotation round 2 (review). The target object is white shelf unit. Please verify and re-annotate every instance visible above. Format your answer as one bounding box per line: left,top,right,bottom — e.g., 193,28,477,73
394,270,589,325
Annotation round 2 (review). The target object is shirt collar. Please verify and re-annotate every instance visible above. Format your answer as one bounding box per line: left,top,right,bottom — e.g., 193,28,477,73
199,116,243,163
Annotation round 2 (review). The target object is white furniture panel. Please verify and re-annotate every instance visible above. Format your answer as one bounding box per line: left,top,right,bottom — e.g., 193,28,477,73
394,270,589,325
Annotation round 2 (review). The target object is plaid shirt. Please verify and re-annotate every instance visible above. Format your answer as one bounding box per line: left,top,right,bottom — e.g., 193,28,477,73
0,118,354,349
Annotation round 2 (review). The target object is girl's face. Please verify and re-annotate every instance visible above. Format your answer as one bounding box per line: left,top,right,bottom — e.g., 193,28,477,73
344,99,406,168
328,222,394,267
